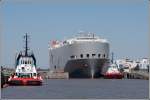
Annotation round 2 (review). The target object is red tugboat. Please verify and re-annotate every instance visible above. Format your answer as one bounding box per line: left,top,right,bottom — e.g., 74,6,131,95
8,33,43,85
104,64,123,79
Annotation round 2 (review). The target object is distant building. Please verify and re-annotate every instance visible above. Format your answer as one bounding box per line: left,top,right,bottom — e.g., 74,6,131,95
138,58,150,69
115,58,150,71
115,59,137,69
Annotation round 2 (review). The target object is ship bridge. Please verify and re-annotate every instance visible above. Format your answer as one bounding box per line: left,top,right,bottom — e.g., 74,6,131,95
49,32,109,49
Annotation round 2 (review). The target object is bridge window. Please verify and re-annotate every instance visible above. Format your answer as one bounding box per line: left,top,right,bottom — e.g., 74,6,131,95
25,61,27,64
70,55,75,59
103,54,105,58
80,54,83,58
98,54,101,58
92,54,96,57
87,54,89,58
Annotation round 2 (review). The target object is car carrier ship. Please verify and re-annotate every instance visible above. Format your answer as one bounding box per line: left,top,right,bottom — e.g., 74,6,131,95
49,32,110,78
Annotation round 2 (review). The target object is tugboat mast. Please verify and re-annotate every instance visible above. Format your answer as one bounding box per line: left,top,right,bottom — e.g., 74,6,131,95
24,33,29,56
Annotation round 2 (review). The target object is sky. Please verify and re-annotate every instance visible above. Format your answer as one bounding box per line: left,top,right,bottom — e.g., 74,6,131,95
0,0,149,68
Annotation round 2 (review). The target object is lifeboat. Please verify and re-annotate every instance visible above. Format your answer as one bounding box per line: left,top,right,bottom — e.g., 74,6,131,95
104,64,123,79
8,33,43,86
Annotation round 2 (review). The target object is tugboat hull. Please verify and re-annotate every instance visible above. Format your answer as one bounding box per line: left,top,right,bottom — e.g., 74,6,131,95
8,78,42,86
104,73,123,79
8,33,43,86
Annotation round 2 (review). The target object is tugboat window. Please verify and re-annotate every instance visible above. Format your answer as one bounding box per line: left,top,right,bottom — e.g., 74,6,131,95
80,54,83,58
25,61,27,64
19,73,21,77
34,73,36,76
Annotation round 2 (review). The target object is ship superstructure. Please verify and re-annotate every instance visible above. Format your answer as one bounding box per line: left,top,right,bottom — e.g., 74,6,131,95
49,32,110,78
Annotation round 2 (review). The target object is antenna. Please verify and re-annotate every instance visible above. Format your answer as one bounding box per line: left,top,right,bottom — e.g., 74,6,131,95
111,52,114,64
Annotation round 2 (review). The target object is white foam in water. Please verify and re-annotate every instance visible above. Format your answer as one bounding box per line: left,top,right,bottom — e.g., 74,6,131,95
88,60,95,78
91,69,94,79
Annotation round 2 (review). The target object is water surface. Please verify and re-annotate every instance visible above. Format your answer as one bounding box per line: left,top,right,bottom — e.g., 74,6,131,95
1,79,149,99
